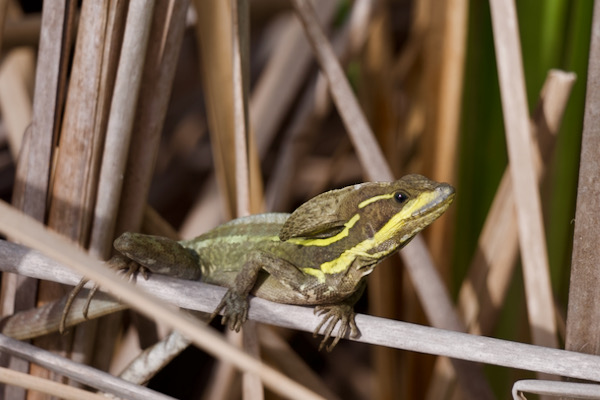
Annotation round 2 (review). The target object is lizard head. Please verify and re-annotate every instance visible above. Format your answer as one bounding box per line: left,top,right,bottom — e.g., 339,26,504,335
353,174,455,251
279,174,454,252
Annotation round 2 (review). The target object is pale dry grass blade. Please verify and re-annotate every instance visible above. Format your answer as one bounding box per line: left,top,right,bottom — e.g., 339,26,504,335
0,202,324,400
232,0,251,218
116,0,189,235
0,367,108,400
89,0,155,259
489,0,558,354
0,48,33,158
0,334,174,400
565,0,600,358
512,380,600,400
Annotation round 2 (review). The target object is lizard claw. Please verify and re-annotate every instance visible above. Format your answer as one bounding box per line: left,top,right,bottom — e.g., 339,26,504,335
313,304,360,351
210,290,249,332
60,255,147,334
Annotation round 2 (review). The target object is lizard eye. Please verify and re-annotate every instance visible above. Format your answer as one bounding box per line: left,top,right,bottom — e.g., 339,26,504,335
394,192,409,204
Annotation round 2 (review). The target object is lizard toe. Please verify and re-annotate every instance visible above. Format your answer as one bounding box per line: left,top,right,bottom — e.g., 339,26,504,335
213,290,249,332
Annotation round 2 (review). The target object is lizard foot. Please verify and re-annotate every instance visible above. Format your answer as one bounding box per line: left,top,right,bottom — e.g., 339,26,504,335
313,304,360,351
210,290,249,332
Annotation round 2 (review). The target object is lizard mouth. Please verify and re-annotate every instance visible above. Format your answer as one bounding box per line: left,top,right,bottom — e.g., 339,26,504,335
411,183,455,218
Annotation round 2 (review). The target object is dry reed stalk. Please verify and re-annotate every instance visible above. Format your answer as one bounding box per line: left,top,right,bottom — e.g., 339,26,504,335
290,1,493,397
422,0,467,274
565,0,600,358
428,70,576,400
0,6,75,397
489,0,558,355
232,0,251,218
14,0,75,220
194,0,238,219
48,1,114,243
0,367,108,400
0,49,32,158
0,334,172,400
89,0,155,259
115,0,189,236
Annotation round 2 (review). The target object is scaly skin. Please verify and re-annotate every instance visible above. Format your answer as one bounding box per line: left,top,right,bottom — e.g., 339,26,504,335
66,174,455,350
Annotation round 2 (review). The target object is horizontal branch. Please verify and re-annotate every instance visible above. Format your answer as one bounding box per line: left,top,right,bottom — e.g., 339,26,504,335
1,239,600,383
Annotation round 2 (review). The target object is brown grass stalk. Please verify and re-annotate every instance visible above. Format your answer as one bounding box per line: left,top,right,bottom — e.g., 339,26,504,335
565,0,600,358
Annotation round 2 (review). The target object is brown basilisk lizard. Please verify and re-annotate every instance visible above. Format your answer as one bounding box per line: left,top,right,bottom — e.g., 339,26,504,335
63,174,454,350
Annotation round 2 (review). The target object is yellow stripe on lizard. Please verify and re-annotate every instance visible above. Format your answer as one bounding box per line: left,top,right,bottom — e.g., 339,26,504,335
286,214,361,247
320,191,441,274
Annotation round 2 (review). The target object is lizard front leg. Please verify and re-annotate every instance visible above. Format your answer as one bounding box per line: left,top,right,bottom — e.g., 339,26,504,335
209,252,309,331
313,279,366,351
211,253,363,350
